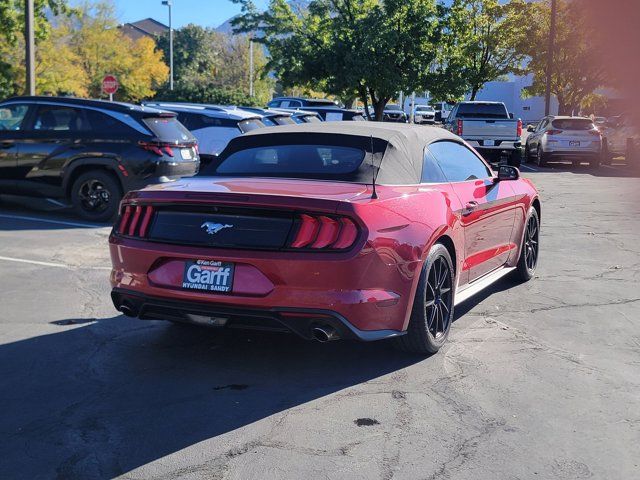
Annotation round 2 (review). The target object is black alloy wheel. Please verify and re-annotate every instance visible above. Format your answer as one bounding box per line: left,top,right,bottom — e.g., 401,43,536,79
393,243,455,354
425,256,453,340
514,207,540,282
78,179,111,213
71,170,121,222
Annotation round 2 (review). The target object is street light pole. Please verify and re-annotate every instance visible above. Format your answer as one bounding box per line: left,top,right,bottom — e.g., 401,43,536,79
544,0,557,116
25,0,35,95
162,0,174,90
249,38,254,97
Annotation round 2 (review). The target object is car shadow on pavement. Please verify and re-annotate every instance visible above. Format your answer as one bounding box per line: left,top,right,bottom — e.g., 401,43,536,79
0,316,424,479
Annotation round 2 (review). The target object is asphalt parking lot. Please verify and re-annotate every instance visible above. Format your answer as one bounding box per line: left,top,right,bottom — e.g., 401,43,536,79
1,161,639,480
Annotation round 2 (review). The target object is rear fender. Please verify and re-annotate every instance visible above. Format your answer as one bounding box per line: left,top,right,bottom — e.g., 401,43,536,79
63,157,124,195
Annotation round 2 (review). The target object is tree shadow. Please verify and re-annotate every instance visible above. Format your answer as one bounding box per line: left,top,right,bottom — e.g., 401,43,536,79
0,316,424,479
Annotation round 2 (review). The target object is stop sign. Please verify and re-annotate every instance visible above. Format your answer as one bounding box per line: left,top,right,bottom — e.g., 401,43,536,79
102,75,119,95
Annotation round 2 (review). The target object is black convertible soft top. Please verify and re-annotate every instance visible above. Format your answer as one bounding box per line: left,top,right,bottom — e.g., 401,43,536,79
212,122,462,185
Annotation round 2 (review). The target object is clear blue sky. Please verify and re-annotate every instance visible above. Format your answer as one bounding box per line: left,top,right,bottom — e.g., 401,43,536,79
74,0,270,29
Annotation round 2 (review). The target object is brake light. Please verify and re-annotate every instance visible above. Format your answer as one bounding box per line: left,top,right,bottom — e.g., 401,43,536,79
162,145,174,157
546,129,563,135
457,119,463,136
116,204,155,238
290,214,359,250
139,141,175,157
517,119,522,137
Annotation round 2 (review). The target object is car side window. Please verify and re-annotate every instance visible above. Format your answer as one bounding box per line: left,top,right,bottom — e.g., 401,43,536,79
421,149,447,183
428,141,492,182
83,109,135,135
0,104,29,131
267,100,281,108
33,106,89,132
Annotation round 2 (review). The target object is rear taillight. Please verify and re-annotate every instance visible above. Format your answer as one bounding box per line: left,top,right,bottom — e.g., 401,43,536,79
139,141,175,157
517,119,522,137
289,214,359,250
588,129,601,137
116,204,155,238
457,119,463,136
546,129,563,135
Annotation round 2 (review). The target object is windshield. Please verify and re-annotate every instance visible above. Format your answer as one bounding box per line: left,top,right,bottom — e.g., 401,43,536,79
416,106,434,112
142,117,195,143
551,119,595,130
456,103,508,119
212,144,366,178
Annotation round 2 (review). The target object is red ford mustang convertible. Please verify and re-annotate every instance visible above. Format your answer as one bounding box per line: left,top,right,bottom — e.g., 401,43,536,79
109,123,540,353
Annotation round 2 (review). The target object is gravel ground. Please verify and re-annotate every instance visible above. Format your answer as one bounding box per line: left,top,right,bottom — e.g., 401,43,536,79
0,162,638,480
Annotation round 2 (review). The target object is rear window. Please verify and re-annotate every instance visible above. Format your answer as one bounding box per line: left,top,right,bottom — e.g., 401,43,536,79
214,144,365,177
551,119,594,130
456,103,508,119
142,117,195,143
306,99,337,107
273,115,296,125
238,118,265,133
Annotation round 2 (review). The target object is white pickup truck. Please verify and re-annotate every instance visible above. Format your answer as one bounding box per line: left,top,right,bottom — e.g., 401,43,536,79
444,101,523,167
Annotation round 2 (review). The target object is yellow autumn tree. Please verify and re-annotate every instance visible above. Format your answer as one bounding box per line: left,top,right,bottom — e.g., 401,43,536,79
63,1,167,101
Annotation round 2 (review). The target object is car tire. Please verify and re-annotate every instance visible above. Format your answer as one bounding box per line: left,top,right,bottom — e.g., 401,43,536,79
536,145,547,167
393,243,454,355
626,138,637,168
70,170,122,222
523,144,530,164
588,155,600,169
514,207,540,282
601,138,612,166
508,149,522,168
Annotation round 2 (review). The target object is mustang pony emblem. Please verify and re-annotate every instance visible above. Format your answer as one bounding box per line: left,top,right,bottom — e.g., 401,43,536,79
201,222,233,235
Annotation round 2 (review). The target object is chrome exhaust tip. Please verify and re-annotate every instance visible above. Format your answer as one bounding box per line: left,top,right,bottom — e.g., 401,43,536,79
119,302,137,318
311,325,340,342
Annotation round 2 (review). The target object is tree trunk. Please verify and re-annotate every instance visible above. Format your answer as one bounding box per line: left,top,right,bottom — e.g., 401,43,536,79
470,86,479,100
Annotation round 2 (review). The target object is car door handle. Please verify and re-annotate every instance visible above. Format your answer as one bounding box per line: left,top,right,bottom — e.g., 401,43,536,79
462,201,479,216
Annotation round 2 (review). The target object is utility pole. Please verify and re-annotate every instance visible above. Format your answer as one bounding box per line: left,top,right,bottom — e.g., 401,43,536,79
249,38,254,97
25,0,35,95
544,0,557,116
162,0,174,90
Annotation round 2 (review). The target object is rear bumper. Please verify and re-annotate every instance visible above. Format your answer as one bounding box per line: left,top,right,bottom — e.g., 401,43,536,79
109,237,416,340
111,289,404,341
467,140,521,151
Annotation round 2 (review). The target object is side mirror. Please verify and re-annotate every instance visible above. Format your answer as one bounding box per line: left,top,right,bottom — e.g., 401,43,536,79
509,112,514,119
527,124,535,132
496,165,519,181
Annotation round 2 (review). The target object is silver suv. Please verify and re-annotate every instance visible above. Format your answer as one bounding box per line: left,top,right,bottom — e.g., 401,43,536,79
525,116,602,168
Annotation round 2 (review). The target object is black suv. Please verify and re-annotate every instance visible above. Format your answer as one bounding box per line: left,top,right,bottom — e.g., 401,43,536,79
0,96,199,221
267,97,366,121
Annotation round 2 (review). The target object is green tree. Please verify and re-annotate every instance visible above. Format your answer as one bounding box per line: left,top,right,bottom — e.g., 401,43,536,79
444,0,530,100
233,0,441,121
522,0,606,115
0,0,70,98
156,24,273,105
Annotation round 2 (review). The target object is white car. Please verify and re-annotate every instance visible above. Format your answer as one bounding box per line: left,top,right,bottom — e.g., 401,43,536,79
525,116,602,168
414,105,436,124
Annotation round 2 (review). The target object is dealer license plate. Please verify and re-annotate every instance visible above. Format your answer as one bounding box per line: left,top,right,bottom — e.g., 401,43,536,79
484,140,495,146
182,260,234,293
180,148,193,160
569,141,581,147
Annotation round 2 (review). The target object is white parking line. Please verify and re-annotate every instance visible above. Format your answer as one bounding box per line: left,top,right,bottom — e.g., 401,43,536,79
520,164,539,172
0,255,111,271
0,213,105,229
